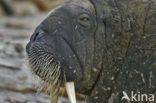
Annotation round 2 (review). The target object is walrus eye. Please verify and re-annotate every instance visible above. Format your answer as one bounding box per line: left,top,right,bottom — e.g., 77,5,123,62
78,14,91,28
81,17,89,22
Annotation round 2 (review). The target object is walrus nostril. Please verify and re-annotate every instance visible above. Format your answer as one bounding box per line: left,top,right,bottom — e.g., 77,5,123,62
31,32,39,42
30,30,45,42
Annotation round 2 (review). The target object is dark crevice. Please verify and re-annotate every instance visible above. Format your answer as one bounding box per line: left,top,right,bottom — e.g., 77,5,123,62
104,0,124,101
105,0,132,101
88,0,103,94
113,0,124,34
102,4,117,103
103,7,119,103
105,72,121,103
89,0,98,61
143,1,151,36
89,55,104,96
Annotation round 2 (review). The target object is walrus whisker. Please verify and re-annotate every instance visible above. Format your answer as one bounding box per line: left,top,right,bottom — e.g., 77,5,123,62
43,67,52,79
37,81,47,93
50,85,59,97
50,86,59,103
48,64,59,78
27,45,64,103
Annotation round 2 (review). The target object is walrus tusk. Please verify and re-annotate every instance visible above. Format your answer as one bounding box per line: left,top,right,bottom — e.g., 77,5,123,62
65,82,76,103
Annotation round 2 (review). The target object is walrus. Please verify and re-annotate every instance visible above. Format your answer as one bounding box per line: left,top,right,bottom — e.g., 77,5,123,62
26,0,156,103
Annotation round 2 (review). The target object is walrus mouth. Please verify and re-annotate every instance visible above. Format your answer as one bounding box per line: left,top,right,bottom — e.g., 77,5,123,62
27,42,63,102
27,42,77,103
28,42,63,83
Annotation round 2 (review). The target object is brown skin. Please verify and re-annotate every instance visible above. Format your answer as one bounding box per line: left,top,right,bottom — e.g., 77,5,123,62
26,0,156,103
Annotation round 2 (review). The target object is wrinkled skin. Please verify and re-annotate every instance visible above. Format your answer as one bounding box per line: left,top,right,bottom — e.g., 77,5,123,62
26,0,156,103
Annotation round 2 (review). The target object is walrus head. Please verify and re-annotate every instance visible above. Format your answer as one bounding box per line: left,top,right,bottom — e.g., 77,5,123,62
26,0,104,102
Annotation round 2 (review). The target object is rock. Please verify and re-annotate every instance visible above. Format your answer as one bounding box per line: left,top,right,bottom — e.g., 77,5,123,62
9,1,39,16
0,6,6,16
13,1,39,16
0,89,85,103
31,0,65,11
0,89,50,103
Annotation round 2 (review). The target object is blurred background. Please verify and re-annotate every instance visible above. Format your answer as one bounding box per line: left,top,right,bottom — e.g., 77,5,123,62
0,0,85,103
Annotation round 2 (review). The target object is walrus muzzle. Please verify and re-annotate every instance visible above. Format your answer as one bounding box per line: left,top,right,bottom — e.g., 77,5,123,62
27,42,63,84
27,41,64,102
27,37,80,102
26,1,96,102
26,27,83,103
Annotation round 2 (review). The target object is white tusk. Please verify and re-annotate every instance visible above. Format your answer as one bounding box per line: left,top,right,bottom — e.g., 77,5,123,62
65,82,76,103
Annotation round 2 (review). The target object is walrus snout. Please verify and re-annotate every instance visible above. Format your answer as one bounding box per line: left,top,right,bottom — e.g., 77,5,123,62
26,31,83,102
26,1,97,102
26,29,45,54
